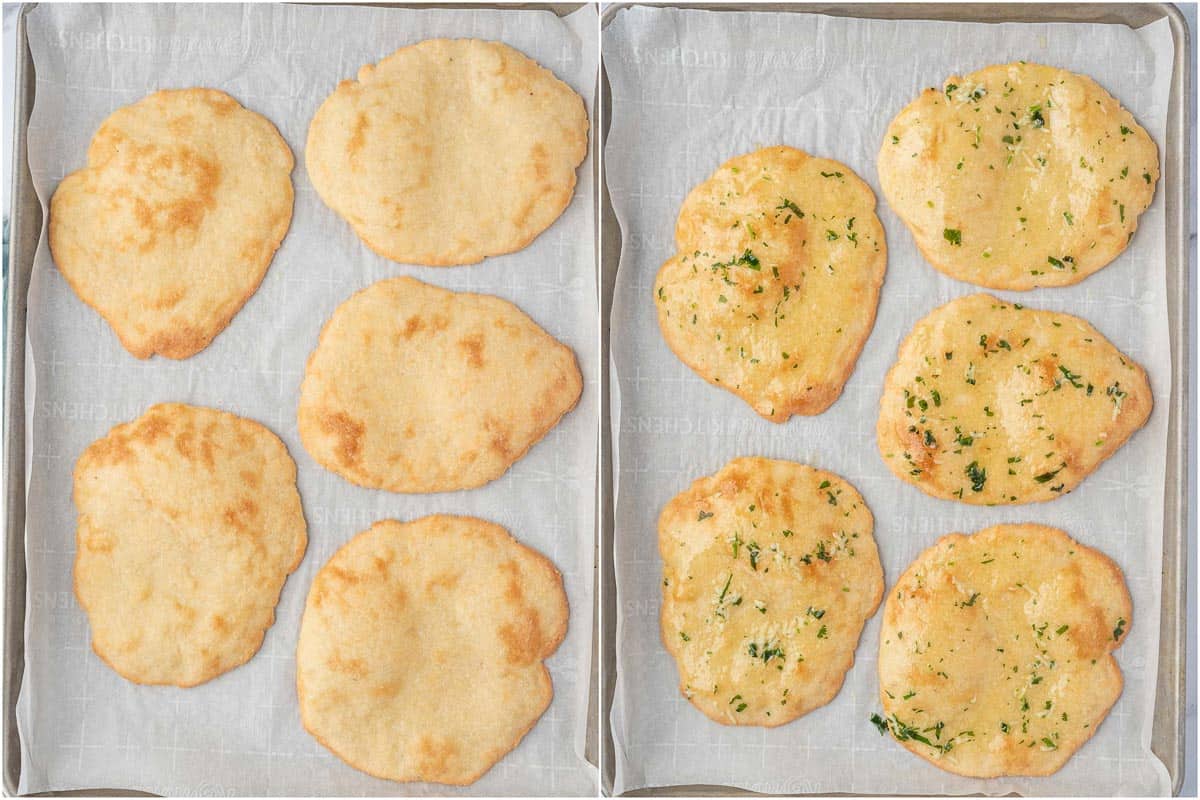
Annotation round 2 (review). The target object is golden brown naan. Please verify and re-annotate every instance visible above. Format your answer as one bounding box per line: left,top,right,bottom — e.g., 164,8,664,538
306,38,588,266
879,62,1158,290
296,515,567,784
660,457,883,726
50,89,294,358
655,146,886,422
876,523,1131,777
877,294,1151,504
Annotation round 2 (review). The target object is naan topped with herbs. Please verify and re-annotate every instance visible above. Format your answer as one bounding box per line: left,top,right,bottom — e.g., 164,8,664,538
875,523,1131,777
654,146,886,421
877,294,1151,505
659,457,883,726
879,62,1158,290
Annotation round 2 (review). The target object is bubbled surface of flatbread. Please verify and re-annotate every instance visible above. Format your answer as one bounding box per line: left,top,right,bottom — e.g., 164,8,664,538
73,403,307,687
654,146,886,422
305,38,588,266
877,294,1150,505
296,516,567,785
878,62,1158,290
659,457,883,726
877,523,1131,777
297,276,581,493
49,89,294,359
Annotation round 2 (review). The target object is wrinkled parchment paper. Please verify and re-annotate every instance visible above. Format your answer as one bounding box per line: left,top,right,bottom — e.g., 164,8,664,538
605,7,1173,796
18,3,597,795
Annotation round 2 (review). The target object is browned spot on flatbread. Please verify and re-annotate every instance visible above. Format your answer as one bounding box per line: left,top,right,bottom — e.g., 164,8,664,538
458,333,485,368
400,315,424,339
531,142,549,181
415,736,459,780
498,607,545,665
347,112,369,158
149,285,186,310
319,411,365,467
327,653,368,679
87,435,135,466
83,531,115,553
223,497,259,533
239,468,261,488
425,571,460,592
135,415,171,445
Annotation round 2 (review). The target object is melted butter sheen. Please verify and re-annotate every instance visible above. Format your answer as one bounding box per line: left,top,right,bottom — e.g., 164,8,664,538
879,62,1158,290
655,146,886,421
878,524,1131,778
660,457,883,726
877,294,1151,505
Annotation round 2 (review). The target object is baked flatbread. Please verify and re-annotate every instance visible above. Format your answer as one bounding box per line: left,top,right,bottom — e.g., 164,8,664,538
296,515,567,785
73,403,306,687
660,457,883,726
50,88,294,359
878,294,1151,504
876,523,1131,777
297,276,581,493
655,146,886,421
306,38,588,266
879,62,1158,290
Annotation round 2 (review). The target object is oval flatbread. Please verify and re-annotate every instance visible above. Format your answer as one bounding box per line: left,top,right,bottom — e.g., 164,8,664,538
876,523,1131,777
878,62,1158,290
296,515,567,785
50,88,294,359
73,403,307,687
659,457,883,726
297,276,582,493
306,38,588,266
654,146,886,421
877,294,1151,504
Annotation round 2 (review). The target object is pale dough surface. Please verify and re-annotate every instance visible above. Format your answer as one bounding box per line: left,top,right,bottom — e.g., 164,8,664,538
73,403,307,687
877,294,1151,505
877,523,1131,777
50,88,294,359
296,515,568,785
297,276,582,493
878,62,1158,290
659,457,883,726
655,146,886,422
306,38,588,266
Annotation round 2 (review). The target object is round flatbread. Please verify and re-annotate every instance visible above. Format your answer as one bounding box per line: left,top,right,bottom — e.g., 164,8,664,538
876,523,1131,778
659,457,883,726
654,146,886,422
297,276,581,493
49,88,294,359
878,294,1151,505
73,403,307,687
878,62,1158,290
296,515,567,785
306,38,588,266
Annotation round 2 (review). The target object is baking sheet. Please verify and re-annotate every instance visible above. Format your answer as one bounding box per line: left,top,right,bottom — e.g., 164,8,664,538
604,6,1174,796
15,2,598,795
